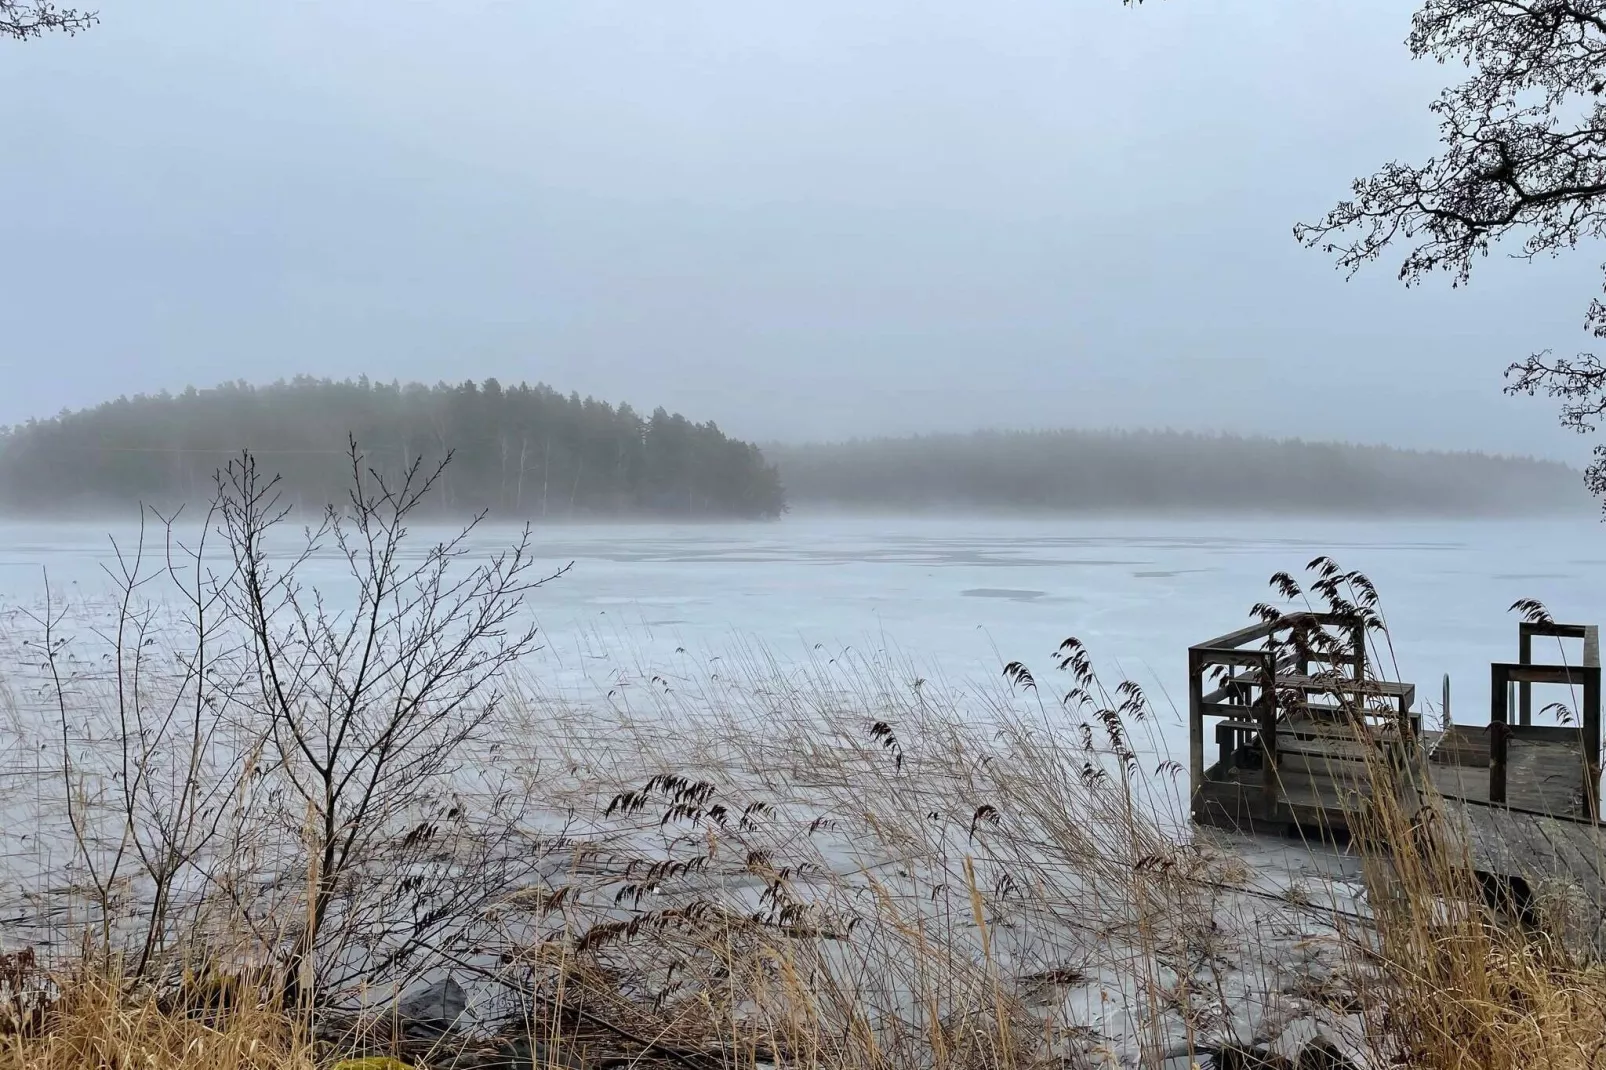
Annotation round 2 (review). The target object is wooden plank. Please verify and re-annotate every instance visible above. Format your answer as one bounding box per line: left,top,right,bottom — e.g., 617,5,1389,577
1431,763,1493,805
1492,663,1510,805
1192,619,1281,651
1494,662,1593,686
1508,725,1586,744
1195,646,1274,667
1228,671,1415,697
1489,807,1555,881
1276,735,1383,760
1274,766,1374,813
1504,737,1586,816
1521,626,1534,726
1447,801,1516,880
1521,622,1591,642
1535,815,1606,891
1259,658,1279,819
1189,646,1205,809
1282,725,1409,748
1192,612,1362,654
1469,806,1526,883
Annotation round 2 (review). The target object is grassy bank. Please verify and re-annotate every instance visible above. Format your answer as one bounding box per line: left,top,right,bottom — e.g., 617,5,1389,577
3,613,1605,1069
1,459,1602,1069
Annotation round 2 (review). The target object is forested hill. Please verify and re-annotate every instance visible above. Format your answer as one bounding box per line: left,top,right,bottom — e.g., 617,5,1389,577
767,430,1587,516
0,378,786,519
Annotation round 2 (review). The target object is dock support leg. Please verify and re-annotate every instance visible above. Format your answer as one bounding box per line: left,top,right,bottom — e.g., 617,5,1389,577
1583,656,1600,820
1519,628,1533,727
1188,648,1204,817
1490,663,1509,806
1259,650,1279,820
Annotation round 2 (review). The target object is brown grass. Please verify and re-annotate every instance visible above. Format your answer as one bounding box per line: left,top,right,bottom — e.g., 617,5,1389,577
3,558,1606,1069
0,968,315,1070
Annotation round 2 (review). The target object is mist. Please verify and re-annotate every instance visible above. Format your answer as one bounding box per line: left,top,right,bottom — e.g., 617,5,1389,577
0,0,1597,463
769,430,1589,518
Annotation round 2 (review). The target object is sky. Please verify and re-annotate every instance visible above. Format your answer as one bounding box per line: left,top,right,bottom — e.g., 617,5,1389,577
1,0,1600,459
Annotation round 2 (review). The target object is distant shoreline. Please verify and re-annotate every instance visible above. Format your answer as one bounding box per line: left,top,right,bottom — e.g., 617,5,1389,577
0,500,1592,525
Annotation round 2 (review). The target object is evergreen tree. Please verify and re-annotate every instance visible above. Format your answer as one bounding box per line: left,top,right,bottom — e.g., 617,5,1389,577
0,378,786,519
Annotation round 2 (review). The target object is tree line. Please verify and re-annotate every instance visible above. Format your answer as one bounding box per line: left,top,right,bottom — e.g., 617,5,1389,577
766,429,1585,516
0,377,787,519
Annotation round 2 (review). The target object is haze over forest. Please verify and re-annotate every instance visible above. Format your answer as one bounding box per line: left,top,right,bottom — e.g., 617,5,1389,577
0,378,1584,519
2,0,1602,465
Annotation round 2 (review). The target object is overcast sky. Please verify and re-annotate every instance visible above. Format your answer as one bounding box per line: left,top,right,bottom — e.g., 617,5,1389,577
1,0,1598,458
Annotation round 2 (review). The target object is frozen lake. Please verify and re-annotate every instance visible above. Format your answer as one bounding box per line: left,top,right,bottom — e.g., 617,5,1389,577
3,512,1604,760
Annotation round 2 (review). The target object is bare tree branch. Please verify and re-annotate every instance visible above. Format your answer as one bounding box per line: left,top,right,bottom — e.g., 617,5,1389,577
1290,0,1606,511
1,0,95,40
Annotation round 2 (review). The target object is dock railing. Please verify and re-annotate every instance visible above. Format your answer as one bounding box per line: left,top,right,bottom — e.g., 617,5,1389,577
1491,622,1601,817
1188,611,1377,822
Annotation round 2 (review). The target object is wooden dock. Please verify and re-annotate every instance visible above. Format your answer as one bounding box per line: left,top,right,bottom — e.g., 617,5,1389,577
1439,799,1606,948
1188,612,1606,947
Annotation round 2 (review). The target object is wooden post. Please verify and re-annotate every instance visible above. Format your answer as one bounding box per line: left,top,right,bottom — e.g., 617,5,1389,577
1519,626,1533,727
1188,648,1204,816
1584,627,1601,819
1490,663,1509,806
1442,673,1451,726
1350,619,1366,682
1260,649,1279,819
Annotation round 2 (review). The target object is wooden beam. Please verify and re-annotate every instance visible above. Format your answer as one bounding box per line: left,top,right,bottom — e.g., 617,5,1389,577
1519,625,1533,727
1193,619,1281,651
1491,662,1594,686
1520,622,1590,641
1192,612,1363,655
1491,662,1509,806
1188,647,1204,813
1192,646,1272,667
1584,650,1601,820
1260,650,1279,819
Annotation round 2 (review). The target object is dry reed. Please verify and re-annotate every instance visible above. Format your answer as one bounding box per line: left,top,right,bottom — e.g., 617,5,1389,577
0,462,1603,1068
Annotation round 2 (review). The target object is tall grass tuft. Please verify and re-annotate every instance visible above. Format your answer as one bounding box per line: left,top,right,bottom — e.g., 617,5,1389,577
2,452,1606,1067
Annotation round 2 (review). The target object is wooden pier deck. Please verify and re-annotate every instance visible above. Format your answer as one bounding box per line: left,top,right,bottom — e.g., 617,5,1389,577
1441,798,1606,948
1188,612,1606,945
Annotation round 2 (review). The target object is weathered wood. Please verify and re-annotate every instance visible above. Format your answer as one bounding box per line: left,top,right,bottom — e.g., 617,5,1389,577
1260,650,1278,819
1522,622,1591,641
1192,612,1602,834
1491,663,1509,805
1536,815,1605,889
1192,612,1361,656
1188,646,1204,812
1224,671,1414,698
1584,628,1600,818
1449,802,1525,889
1191,606,1606,954
1195,646,1277,667
1493,662,1595,686
1520,626,1534,727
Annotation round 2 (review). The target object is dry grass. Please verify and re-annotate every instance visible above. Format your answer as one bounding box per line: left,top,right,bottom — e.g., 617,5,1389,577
0,967,315,1070
3,552,1606,1068
1340,715,1606,1070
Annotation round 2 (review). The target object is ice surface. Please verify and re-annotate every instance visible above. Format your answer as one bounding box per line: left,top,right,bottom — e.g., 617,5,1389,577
3,512,1602,760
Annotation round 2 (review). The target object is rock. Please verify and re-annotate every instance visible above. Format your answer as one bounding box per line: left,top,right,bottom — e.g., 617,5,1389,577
394,975,468,1036
1198,1043,1295,1070
1297,1038,1362,1070
446,1037,588,1070
1265,1016,1322,1063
